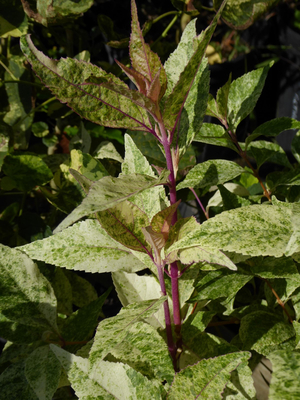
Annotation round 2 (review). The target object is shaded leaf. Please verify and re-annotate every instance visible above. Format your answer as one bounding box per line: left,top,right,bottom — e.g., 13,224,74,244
25,345,61,400
0,244,58,332
19,220,145,273
193,123,238,152
246,140,292,169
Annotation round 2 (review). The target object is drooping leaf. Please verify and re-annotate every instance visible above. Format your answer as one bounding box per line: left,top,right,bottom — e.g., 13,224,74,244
54,170,169,233
0,244,58,333
89,297,166,364
239,311,295,356
24,345,61,400
246,140,292,169
2,154,53,192
177,159,245,190
19,220,145,273
227,64,271,131
168,352,250,400
193,123,238,152
20,35,154,132
167,204,300,259
50,346,163,400
268,350,300,400
246,117,300,147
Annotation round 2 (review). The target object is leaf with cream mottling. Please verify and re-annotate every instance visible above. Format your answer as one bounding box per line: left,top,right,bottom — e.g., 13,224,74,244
177,160,245,190
19,220,145,273
54,170,169,233
50,346,163,400
193,123,238,152
20,35,154,132
167,204,300,259
89,297,166,364
269,350,300,400
25,345,61,400
168,352,250,400
0,244,58,333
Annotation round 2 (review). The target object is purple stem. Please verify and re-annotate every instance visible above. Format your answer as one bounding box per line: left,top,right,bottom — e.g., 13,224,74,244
189,187,209,220
158,119,182,346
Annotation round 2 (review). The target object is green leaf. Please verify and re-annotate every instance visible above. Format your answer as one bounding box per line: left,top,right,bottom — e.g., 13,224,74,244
63,270,98,308
177,160,245,190
239,311,295,356
19,220,145,273
163,5,225,139
206,75,232,123
292,130,300,164
0,313,47,344
227,65,271,131
69,121,91,153
95,141,124,163
130,0,167,100
246,140,292,169
222,362,257,400
167,204,300,258
24,345,61,400
269,350,300,400
31,121,49,138
2,154,53,192
20,35,154,132
54,170,169,233
246,117,300,147
107,321,174,385
247,256,300,280
193,123,238,152
168,352,250,400
60,289,111,349
89,297,166,363
0,0,28,37
50,346,163,399
0,361,38,400
112,271,165,329
218,184,252,211
0,134,9,172
0,244,58,333
3,55,32,149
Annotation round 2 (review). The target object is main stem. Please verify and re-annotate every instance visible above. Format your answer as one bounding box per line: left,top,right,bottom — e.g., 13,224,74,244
158,119,182,362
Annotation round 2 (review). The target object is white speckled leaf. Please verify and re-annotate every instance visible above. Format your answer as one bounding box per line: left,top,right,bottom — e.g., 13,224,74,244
108,320,174,385
193,123,237,152
19,220,145,273
178,246,237,270
167,204,299,258
246,140,292,169
0,244,58,332
269,350,300,399
167,352,250,400
177,159,245,190
222,362,256,400
50,345,162,400
54,171,169,233
89,297,166,364
25,345,61,400
227,65,270,131
239,311,295,356
112,271,165,328
122,134,169,220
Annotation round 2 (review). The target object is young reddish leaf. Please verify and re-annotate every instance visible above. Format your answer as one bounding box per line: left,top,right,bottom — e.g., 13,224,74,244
147,68,162,103
151,200,181,238
130,0,167,100
20,35,154,132
115,59,148,96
